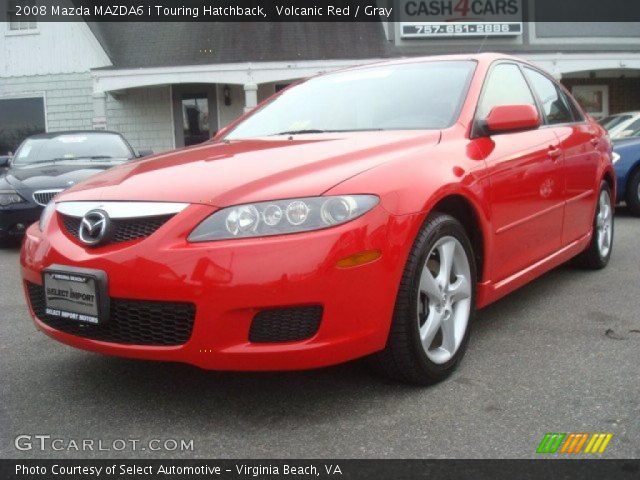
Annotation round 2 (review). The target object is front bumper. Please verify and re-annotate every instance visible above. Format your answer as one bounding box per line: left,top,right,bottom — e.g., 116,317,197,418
21,203,420,370
0,203,41,239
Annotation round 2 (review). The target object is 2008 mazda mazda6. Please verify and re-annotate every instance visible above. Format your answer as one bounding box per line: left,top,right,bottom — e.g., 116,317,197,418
20,54,615,384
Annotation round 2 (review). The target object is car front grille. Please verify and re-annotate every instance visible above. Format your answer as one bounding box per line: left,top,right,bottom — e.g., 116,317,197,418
26,282,195,346
33,190,63,206
60,214,174,245
249,305,323,343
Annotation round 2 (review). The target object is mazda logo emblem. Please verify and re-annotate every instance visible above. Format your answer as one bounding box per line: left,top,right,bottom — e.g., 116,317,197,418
78,209,111,246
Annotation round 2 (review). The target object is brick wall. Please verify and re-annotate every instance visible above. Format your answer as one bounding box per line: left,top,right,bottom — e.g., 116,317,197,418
106,87,174,154
562,77,640,115
0,73,94,132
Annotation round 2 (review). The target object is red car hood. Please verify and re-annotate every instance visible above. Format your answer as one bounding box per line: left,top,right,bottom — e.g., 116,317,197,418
58,131,441,206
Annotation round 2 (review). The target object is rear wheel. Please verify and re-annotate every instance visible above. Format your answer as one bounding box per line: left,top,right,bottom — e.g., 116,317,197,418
574,181,613,269
371,213,476,385
625,168,640,216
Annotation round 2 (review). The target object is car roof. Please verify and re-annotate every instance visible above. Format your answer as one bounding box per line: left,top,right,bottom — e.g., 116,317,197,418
327,52,539,77
26,130,124,140
384,52,522,63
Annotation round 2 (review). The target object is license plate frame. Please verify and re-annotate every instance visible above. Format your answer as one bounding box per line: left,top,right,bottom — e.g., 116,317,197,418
42,265,109,325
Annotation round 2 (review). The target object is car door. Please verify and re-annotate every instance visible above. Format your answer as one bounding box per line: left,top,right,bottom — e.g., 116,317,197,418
522,67,597,245
474,63,565,282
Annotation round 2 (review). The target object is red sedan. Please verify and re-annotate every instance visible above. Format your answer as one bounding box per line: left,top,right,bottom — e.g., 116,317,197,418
21,53,615,384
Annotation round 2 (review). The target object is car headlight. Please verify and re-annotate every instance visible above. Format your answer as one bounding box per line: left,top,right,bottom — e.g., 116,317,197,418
612,152,621,164
39,201,56,232
0,190,24,207
188,195,379,242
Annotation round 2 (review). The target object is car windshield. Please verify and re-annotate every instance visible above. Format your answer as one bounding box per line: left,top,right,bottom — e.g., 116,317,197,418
12,133,133,165
225,61,477,140
612,117,640,139
599,114,632,131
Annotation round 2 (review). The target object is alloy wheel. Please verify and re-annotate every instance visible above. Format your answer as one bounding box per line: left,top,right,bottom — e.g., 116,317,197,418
596,190,613,258
417,236,472,364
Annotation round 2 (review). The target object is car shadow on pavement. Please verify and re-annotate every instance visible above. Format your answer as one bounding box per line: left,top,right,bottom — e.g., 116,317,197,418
46,265,585,427
56,354,420,427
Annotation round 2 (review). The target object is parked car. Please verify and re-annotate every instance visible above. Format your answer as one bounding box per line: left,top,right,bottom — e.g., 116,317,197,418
599,111,640,139
612,137,640,215
0,131,143,246
21,54,615,385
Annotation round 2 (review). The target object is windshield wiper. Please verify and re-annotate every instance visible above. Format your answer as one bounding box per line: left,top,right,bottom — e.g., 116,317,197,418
17,156,118,166
18,159,61,166
268,128,385,136
35,155,116,163
268,129,330,136
69,155,116,161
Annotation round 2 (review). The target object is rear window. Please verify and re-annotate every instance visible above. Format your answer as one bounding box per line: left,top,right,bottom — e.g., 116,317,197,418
13,133,133,165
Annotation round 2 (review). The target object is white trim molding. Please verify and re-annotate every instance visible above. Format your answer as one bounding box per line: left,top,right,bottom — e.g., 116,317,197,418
91,58,385,94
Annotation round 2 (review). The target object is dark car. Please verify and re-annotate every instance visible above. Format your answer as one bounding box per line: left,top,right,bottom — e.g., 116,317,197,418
612,137,640,215
0,131,140,245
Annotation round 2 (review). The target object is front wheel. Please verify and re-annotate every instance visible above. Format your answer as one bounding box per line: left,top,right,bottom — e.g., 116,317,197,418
0,235,21,248
371,213,476,385
573,181,614,269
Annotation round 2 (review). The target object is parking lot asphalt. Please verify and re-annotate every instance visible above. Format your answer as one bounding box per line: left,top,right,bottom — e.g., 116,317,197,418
1,211,638,460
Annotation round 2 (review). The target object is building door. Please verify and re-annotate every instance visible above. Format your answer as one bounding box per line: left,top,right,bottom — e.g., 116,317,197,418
172,85,218,148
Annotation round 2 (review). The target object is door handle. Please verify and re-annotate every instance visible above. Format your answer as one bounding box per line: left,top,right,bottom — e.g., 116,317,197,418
548,146,562,160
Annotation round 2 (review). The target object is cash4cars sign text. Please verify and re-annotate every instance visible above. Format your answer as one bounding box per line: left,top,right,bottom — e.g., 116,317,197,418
400,0,523,38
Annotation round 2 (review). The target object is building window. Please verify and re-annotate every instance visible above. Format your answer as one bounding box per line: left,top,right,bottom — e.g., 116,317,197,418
8,1,38,32
0,97,45,154
571,85,609,119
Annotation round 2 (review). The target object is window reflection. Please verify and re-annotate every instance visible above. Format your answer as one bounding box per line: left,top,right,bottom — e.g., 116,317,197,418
182,95,209,146
0,97,45,154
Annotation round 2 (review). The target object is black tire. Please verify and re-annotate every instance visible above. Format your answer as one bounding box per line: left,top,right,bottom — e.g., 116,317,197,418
573,181,614,270
625,168,640,216
0,236,21,248
370,213,477,385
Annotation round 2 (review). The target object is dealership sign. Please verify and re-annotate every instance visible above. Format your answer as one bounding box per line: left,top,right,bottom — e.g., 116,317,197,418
400,0,523,38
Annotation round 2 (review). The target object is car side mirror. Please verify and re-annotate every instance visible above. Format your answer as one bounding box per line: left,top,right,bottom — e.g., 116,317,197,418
137,149,153,157
481,104,540,135
0,156,11,168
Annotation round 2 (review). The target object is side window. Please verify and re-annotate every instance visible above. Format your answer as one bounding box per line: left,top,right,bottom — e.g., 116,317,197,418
476,64,536,120
563,91,586,122
524,68,573,125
